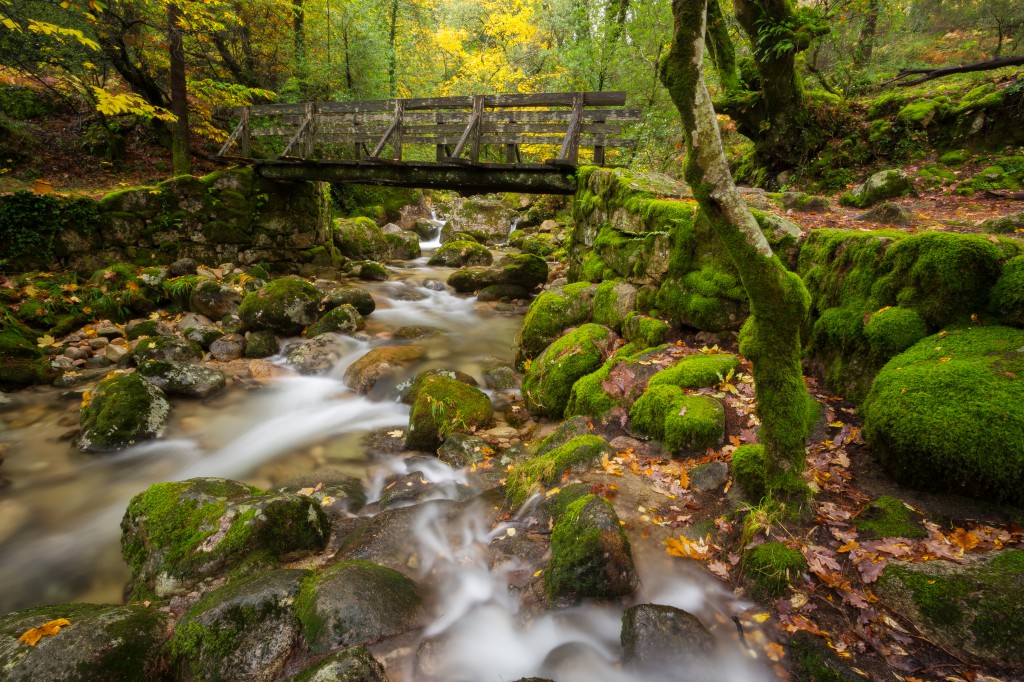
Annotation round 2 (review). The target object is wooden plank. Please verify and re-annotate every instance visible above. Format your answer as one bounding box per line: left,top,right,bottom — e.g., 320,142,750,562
311,134,638,146
469,96,484,164
393,100,404,160
370,104,403,158
302,103,316,159
278,108,313,158
233,91,629,115
448,98,482,161
217,119,245,156
481,108,639,123
558,92,585,164
240,107,251,157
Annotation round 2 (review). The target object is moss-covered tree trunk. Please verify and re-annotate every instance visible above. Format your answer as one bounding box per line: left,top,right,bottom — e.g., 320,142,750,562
660,0,814,503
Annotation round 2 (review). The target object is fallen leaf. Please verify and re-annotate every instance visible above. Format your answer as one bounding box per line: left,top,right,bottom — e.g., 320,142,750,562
18,619,71,646
765,642,785,662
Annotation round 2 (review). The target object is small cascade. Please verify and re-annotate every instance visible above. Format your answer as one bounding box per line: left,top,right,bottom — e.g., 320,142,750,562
419,207,445,250
505,215,522,243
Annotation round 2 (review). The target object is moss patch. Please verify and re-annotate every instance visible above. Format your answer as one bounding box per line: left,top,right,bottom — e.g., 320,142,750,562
522,323,615,418
516,282,596,366
743,541,806,601
505,434,615,506
648,353,739,389
405,375,493,452
853,496,926,540
629,385,725,452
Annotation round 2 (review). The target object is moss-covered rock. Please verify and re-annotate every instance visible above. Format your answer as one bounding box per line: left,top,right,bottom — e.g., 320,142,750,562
622,312,670,348
629,385,725,452
133,335,202,363
244,330,279,358
516,282,597,366
980,212,1024,235
545,494,637,602
79,373,170,452
505,434,615,506
357,261,389,281
295,560,424,653
856,202,913,226
136,360,226,399
647,353,739,389
852,496,926,540
592,280,638,332
169,569,307,682
398,368,478,405
862,326,1024,504
0,603,169,681
477,284,531,302
190,278,242,320
405,375,493,451
655,266,748,332
120,477,330,600
840,169,915,209
877,551,1024,669
564,345,669,420
306,304,365,338
333,217,391,261
778,191,831,213
990,254,1024,327
522,323,616,418
447,254,548,293
0,326,52,389
291,646,389,682
238,278,320,336
322,285,376,317
743,541,807,601
427,239,494,267
731,444,766,503
382,228,422,261
787,630,861,682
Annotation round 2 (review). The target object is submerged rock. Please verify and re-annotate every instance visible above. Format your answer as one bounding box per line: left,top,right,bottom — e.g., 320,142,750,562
344,345,427,394
79,372,170,451
286,333,352,375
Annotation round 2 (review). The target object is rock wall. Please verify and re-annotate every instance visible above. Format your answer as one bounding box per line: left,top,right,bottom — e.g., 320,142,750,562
0,168,331,272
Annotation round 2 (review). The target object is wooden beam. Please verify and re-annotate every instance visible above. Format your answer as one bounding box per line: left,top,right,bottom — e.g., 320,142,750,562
447,98,482,161
278,107,313,158
558,92,585,164
217,118,244,157
469,95,484,164
240,107,251,158
232,91,630,115
370,103,403,158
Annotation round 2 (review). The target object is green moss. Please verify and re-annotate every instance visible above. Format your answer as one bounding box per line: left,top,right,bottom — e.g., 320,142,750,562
980,212,1024,235
427,239,493,267
505,434,614,506
940,150,969,167
238,278,320,335
991,254,1024,327
80,373,169,451
306,304,365,338
134,335,202,363
405,376,493,451
622,312,670,347
358,262,388,281
655,265,748,332
788,631,861,682
743,541,806,600
839,170,915,209
897,99,942,127
863,306,928,359
522,323,613,418
649,353,740,389
732,444,767,502
853,496,926,540
332,216,391,261
516,282,596,365
564,358,619,419
545,494,635,600
593,279,637,332
863,326,1024,503
629,385,725,452
245,331,279,358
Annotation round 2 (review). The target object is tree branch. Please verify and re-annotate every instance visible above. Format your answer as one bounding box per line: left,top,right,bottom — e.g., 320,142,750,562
883,55,1024,87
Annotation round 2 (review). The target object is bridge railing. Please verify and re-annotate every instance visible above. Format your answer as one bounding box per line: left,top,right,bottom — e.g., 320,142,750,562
219,92,638,166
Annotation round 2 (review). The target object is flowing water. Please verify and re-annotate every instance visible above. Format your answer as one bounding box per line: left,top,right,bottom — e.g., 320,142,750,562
0,226,775,680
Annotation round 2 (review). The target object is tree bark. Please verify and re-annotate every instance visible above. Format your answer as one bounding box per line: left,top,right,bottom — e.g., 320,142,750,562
293,0,307,77
853,0,879,68
660,0,814,503
388,0,399,97
706,0,740,94
886,55,1024,86
168,2,191,176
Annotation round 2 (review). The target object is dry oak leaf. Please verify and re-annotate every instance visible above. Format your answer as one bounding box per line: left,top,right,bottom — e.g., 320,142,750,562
18,618,71,646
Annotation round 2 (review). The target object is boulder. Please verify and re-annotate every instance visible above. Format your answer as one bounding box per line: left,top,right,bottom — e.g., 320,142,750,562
522,323,617,418
190,278,242,319
620,604,716,678
447,254,548,294
209,333,245,361
840,169,915,208
344,345,427,394
483,365,521,391
278,468,367,516
334,500,460,573
358,262,389,281
516,283,597,365
405,375,493,451
136,360,226,398
980,212,1024,234
592,280,638,332
0,603,169,681
990,255,1024,327
245,331,280,358
779,191,831,212
238,278,320,336
306,304,365,338
322,285,376,317
286,333,353,375
506,434,615,505
126,318,173,340
856,201,914,226
170,570,307,682
398,368,478,404
622,312,670,348
333,217,391,261
79,373,170,451
477,284,531,302
383,228,422,260
291,646,388,682
184,325,224,350
121,477,330,599
427,240,493,267
629,386,725,452
442,196,516,244
133,335,202,363
296,560,425,653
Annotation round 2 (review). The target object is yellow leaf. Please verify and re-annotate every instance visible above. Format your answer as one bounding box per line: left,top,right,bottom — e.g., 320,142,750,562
765,641,785,662
938,357,952,363
18,619,71,646
751,612,771,623
36,334,56,348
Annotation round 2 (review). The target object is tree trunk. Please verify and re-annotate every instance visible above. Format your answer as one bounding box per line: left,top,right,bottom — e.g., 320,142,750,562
168,3,191,176
853,0,879,68
294,0,306,78
706,0,740,93
660,0,814,504
388,0,399,97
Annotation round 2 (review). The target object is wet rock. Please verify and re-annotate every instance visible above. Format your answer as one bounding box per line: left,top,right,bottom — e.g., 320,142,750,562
0,603,169,681
190,278,242,319
169,257,198,277
344,345,427,394
363,427,408,455
306,304,365,338
378,472,440,510
184,325,224,349
286,333,351,375
506,434,615,506
79,372,170,452
620,604,716,678
126,318,172,340
291,646,388,682
133,335,203,363
333,217,391,261
279,468,367,515
477,284,530,302
545,494,637,602
169,570,307,682
689,461,730,492
249,359,293,382
176,313,215,334
296,560,425,653
447,254,548,294
483,365,521,391
121,477,330,600
209,333,245,361
428,240,494,267
522,324,617,418
857,201,914,226
406,375,493,451
358,261,389,281
383,227,423,260
437,433,491,468
322,285,376,317
398,368,479,404
413,218,437,239
442,196,516,245
840,169,916,209
136,360,226,399
244,331,279,358
393,325,443,340
238,278,321,336
422,278,446,292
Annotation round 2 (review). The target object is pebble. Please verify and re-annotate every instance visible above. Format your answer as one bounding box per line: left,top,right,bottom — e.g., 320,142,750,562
88,337,109,350
84,356,112,369
104,345,129,363
485,426,520,440
51,356,76,371
65,347,89,361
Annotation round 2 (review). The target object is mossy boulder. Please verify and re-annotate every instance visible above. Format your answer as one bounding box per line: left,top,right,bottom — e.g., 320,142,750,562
620,604,716,676
522,323,616,418
980,212,1024,235
545,494,637,603
564,345,669,420
306,304,365,338
169,569,308,682
322,285,376,316
622,312,670,348
79,373,170,452
343,345,427,394
990,254,1024,327
133,335,202,363
444,195,517,244
592,280,638,332
862,326,1024,504
840,169,915,209
743,541,807,601
778,191,831,213
447,254,548,293
295,560,424,653
333,217,391,261
136,360,226,398
655,265,748,332
357,261,388,281
0,328,52,389
382,227,422,261
238,278,321,336
245,330,279,358
516,282,597,366
120,477,330,600
877,551,1024,669
427,239,493,267
505,434,615,506
629,386,725,452
862,306,928,359
190,278,242,320
647,353,739,389
477,284,531,302
852,496,926,540
787,630,861,682
405,375,493,451
856,202,913,226
291,646,388,682
398,368,478,405
0,603,169,682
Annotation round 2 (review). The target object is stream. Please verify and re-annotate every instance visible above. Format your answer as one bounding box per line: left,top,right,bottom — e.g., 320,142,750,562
0,220,775,681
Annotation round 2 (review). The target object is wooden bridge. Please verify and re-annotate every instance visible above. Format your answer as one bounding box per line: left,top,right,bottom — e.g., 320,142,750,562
218,92,637,194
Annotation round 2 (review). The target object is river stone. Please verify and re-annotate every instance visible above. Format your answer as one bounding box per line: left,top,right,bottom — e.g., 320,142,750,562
126,318,173,340
333,217,391,261
357,262,389,281
133,335,203,363
447,254,548,293
393,325,443,340
292,646,388,682
136,360,226,398
522,323,617,419
422,278,445,291
334,500,460,574
169,257,198,277
383,228,423,260
286,333,351,375
443,196,516,245
406,375,493,451
209,332,246,361
184,325,224,349
477,284,531,302
428,240,494,267
620,604,717,677
840,169,916,208
544,494,637,603
190,278,243,319
121,477,330,600
238,278,321,336
279,468,367,515
483,365,521,391
296,560,425,653
0,603,169,682
176,312,215,334
344,345,427,394
398,368,479,405
689,461,730,492
245,331,280,358
437,433,491,468
322,285,376,317
170,569,308,682
378,472,442,510
79,372,170,452
306,304,365,338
